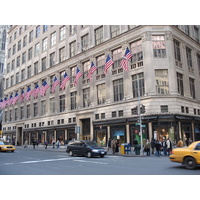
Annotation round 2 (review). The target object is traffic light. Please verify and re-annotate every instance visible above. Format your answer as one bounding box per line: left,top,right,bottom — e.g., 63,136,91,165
141,105,145,114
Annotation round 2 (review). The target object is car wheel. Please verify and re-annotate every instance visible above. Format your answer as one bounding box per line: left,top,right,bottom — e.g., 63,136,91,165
87,151,92,158
11,150,14,152
100,155,104,158
184,157,196,169
69,150,73,156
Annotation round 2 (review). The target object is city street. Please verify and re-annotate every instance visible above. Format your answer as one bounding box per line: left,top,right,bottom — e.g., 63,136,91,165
0,147,200,175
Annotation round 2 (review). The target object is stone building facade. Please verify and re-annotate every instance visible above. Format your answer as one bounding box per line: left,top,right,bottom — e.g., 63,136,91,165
2,25,200,146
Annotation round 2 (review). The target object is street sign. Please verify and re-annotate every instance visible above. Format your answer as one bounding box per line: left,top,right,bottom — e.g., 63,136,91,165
135,123,140,125
141,125,146,127
75,126,80,133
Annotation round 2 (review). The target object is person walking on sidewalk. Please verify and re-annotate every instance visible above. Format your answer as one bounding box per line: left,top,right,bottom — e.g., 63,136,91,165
111,139,117,154
52,139,56,149
33,139,36,149
44,141,48,149
144,139,151,156
56,140,60,149
115,139,120,154
161,138,167,156
166,138,172,156
151,138,156,154
155,140,162,157
24,140,28,148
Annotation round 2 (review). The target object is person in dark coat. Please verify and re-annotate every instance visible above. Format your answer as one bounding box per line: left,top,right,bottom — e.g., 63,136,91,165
151,139,156,154
115,139,120,154
33,139,36,149
155,140,162,157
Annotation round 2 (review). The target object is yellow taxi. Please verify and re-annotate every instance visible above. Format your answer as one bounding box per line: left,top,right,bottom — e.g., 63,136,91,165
169,141,200,169
0,140,16,152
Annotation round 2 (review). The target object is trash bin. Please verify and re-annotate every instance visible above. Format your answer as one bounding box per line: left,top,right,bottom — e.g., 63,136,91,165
134,144,141,155
120,144,125,154
124,143,131,154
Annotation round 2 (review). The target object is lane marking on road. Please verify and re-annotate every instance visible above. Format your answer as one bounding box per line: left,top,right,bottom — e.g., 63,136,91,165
20,157,82,164
3,163,14,165
73,160,108,165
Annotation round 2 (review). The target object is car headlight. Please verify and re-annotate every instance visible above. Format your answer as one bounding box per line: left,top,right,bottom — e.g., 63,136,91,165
92,149,99,153
2,146,7,149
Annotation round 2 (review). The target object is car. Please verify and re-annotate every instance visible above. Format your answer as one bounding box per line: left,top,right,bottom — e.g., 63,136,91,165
66,140,107,158
169,141,200,169
0,140,16,152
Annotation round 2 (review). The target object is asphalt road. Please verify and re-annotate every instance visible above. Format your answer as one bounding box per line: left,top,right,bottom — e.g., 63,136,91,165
0,148,200,175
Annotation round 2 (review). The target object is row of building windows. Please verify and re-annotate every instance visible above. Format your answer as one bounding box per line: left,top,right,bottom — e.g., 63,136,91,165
7,25,137,61
5,37,144,89
6,35,200,92
3,70,199,123
4,102,200,124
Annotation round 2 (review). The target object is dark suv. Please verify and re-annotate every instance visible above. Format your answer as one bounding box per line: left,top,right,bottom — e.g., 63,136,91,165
66,140,107,158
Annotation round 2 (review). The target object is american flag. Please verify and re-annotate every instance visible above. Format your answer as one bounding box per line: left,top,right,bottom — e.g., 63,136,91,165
7,94,13,106
2,97,8,108
40,80,50,97
12,92,19,105
120,47,133,71
32,84,40,98
87,61,97,80
74,67,83,86
51,76,60,93
60,72,70,90
104,55,114,74
25,86,33,101
19,89,25,103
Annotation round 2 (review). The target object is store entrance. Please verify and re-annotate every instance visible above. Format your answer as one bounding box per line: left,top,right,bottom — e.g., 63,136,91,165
81,118,90,140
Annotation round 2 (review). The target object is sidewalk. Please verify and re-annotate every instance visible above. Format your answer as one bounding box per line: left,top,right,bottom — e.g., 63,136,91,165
16,145,145,157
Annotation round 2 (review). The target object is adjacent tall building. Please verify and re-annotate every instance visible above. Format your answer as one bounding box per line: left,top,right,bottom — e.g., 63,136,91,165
0,25,11,137
2,25,200,146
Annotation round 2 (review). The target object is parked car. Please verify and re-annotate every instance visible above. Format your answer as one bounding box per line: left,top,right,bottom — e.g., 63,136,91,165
169,141,200,169
0,140,16,152
66,140,107,158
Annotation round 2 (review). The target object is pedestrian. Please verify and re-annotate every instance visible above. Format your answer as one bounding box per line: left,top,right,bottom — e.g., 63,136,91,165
166,138,172,156
155,140,162,157
115,139,120,154
52,140,56,148
111,139,117,154
44,141,48,149
56,140,60,149
107,138,112,152
151,138,156,154
161,138,167,156
185,138,189,147
144,139,151,156
36,140,39,147
177,138,183,147
33,139,36,149
24,140,28,148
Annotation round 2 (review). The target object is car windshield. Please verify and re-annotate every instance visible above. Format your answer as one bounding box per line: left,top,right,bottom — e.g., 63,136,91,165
85,141,100,147
0,141,11,145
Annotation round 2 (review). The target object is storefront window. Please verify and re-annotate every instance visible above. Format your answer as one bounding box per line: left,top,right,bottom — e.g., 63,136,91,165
111,126,125,144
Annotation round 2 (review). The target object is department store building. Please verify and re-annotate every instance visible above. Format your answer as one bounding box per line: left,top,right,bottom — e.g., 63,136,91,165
2,25,200,146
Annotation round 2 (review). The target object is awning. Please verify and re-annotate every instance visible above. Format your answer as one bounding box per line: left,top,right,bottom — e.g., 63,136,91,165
93,118,127,125
175,115,193,120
